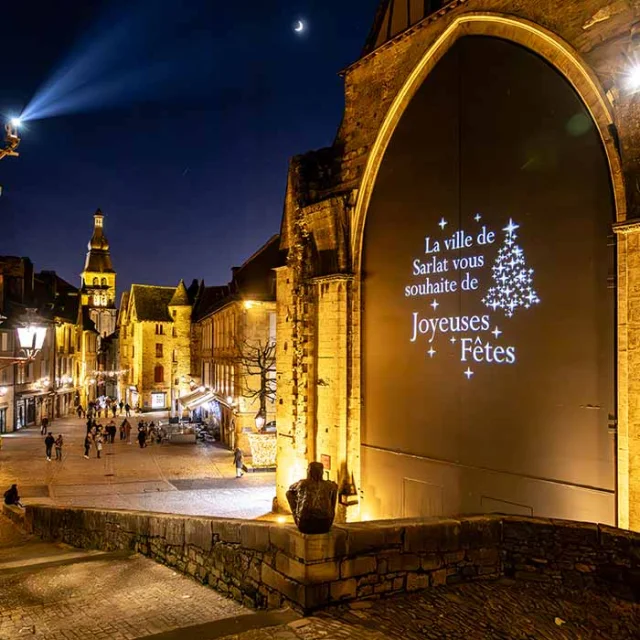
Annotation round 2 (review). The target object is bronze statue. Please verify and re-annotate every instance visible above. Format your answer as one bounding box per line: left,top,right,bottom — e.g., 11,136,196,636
286,462,338,534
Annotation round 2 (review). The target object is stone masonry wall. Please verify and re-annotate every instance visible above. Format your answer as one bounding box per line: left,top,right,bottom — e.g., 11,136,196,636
26,507,639,613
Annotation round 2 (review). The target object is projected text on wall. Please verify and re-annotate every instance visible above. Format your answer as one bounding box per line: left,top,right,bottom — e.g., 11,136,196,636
407,215,540,379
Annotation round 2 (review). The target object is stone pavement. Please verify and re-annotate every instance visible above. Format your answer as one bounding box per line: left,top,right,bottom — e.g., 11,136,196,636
218,580,640,640
0,414,274,519
0,514,298,640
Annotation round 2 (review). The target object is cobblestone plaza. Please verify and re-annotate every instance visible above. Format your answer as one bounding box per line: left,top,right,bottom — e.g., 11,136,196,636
0,414,275,519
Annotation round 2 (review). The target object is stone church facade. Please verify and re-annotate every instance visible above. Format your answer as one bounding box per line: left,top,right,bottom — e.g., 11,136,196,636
275,0,640,531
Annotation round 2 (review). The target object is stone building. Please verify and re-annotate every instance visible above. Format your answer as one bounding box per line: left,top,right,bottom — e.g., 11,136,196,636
275,0,640,531
192,236,281,451
0,258,83,430
80,210,117,338
118,281,193,412
75,210,116,407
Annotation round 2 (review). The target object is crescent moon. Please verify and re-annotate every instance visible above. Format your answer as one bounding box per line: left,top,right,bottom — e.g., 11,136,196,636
295,20,304,33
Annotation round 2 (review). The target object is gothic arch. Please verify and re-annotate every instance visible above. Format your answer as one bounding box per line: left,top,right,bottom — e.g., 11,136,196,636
351,12,625,273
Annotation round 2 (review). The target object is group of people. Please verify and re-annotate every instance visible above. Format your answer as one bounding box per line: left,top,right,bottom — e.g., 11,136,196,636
81,416,166,458
43,431,64,461
76,397,137,421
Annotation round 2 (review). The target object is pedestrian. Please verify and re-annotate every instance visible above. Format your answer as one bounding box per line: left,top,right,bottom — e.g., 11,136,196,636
76,405,83,418
4,484,23,508
233,447,244,478
54,434,63,461
119,400,124,415
40,416,49,436
44,432,55,461
84,433,92,458
125,403,131,417
95,434,103,459
119,422,125,441
108,420,116,443
137,427,146,449
123,419,132,444
86,418,93,434
111,403,117,419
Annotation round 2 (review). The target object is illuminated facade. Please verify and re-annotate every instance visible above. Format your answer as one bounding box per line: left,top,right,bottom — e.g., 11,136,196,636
118,282,193,411
192,236,281,451
275,0,640,531
80,210,117,339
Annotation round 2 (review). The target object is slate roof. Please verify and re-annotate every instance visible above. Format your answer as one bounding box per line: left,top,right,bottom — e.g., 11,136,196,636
131,285,176,322
192,235,283,322
363,0,448,55
192,284,230,322
169,280,190,306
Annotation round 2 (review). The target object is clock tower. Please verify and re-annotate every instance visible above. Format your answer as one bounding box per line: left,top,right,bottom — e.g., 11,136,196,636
80,209,117,337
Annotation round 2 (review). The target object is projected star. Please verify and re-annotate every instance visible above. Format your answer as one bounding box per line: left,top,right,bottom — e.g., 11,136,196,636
430,299,439,310
450,336,457,344
464,367,474,379
492,327,502,339
294,20,306,34
427,347,436,358
503,219,520,235
438,217,448,230
474,213,482,222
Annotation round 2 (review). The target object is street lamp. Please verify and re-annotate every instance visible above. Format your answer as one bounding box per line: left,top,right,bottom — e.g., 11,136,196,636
0,310,48,369
0,118,21,161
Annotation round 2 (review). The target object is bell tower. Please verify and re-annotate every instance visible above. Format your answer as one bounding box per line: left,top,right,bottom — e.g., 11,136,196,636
80,209,117,337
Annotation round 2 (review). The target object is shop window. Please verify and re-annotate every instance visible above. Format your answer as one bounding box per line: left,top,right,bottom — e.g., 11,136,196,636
156,343,163,357
154,365,164,383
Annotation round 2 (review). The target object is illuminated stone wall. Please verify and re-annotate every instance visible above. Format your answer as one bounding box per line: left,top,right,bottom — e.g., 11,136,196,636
276,0,640,529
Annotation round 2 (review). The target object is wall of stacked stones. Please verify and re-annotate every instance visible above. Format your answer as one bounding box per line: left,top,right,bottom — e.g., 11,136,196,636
26,507,639,612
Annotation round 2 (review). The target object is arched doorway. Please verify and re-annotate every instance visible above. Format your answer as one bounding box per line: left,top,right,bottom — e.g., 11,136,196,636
360,34,616,523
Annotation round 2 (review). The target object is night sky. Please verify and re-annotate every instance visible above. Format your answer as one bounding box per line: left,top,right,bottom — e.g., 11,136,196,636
0,0,378,294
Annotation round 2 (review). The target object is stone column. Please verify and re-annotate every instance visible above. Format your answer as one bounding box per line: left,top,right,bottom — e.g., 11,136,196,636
615,221,640,531
274,266,314,511
312,274,357,522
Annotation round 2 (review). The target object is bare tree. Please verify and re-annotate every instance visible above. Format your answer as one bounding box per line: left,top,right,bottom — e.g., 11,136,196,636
234,338,276,420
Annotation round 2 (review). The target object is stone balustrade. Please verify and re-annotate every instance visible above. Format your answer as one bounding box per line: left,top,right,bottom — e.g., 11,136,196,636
25,507,639,612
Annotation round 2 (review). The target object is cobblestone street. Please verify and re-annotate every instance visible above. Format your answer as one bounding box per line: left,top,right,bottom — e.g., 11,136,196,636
0,414,274,519
219,581,639,640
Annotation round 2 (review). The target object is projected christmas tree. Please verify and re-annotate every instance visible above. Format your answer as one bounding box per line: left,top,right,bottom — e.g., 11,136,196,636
482,219,540,318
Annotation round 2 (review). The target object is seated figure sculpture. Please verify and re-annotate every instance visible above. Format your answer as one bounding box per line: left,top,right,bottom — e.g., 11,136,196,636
286,462,338,534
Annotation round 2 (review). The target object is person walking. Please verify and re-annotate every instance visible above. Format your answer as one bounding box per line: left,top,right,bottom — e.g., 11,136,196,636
137,426,146,449
95,434,103,459
119,422,125,441
233,447,244,478
111,403,117,419
107,420,116,443
119,400,124,415
125,403,131,417
40,417,49,436
54,434,63,461
123,419,132,444
44,432,55,461
84,433,92,459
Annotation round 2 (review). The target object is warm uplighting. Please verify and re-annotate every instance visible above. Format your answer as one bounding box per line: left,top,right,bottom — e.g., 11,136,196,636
226,395,234,404
243,300,255,309
276,515,287,524
255,411,266,430
0,386,7,396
